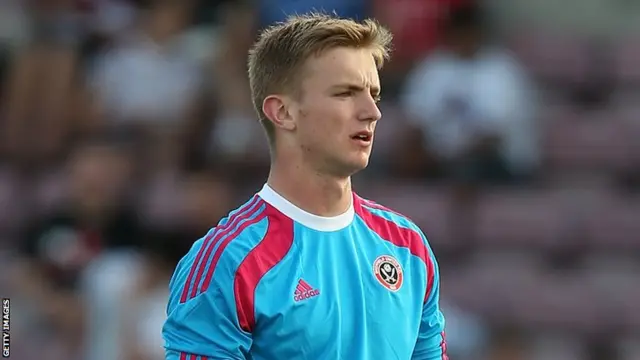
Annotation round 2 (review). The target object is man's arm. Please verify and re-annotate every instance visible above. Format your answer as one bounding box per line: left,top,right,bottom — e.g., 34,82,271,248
412,234,447,360
162,243,252,360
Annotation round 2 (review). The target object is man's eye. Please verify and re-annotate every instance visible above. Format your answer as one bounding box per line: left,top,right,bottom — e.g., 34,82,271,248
336,91,353,97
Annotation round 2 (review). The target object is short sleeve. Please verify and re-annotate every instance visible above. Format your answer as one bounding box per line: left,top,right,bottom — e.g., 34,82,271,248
162,249,252,359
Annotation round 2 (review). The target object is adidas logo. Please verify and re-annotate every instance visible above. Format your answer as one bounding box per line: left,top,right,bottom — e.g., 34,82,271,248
293,279,320,302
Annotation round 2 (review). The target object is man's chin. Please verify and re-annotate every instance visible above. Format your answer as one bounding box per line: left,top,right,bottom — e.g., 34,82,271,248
344,157,370,176
323,152,371,178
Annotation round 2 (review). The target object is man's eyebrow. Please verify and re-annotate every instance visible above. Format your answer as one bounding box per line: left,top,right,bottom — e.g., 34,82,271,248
332,83,364,90
332,83,381,95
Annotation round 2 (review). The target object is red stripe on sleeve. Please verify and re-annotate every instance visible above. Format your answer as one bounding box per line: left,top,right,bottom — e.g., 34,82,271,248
360,198,407,219
441,331,448,360
354,195,435,303
180,196,260,303
234,205,295,332
179,353,209,360
200,202,267,294
180,229,216,303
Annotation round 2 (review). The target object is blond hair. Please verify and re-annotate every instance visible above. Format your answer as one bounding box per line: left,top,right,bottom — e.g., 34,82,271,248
247,13,393,143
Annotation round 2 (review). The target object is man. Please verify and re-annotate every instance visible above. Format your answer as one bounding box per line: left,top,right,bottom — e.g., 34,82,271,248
399,3,538,183
162,13,447,360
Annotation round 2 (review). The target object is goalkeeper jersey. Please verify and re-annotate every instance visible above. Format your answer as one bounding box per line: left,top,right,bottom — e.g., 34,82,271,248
163,184,447,360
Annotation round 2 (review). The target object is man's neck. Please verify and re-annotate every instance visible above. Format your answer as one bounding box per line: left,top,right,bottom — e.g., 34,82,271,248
266,161,353,217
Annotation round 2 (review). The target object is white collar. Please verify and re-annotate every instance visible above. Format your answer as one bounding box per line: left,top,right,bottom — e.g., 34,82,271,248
258,184,354,232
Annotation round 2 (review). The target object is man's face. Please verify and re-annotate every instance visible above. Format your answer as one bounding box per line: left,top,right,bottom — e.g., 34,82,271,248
288,47,383,177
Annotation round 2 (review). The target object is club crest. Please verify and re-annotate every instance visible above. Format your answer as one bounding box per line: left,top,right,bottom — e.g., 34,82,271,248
373,255,403,292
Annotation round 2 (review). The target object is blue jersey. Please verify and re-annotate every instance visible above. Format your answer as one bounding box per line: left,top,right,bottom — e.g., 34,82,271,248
162,184,447,360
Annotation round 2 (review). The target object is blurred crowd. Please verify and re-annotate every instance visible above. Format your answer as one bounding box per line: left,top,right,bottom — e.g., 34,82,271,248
0,0,639,359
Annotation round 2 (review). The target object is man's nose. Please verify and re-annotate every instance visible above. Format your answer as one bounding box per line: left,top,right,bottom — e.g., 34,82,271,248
358,94,382,122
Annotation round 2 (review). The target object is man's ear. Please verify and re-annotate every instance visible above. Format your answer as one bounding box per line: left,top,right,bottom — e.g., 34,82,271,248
262,95,296,131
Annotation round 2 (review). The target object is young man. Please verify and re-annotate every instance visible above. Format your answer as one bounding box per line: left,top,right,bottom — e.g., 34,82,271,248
162,13,448,360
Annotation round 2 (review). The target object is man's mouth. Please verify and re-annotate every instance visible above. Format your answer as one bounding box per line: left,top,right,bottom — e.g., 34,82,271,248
351,131,373,144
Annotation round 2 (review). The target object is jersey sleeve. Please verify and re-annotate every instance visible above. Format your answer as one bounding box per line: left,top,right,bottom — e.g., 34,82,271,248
412,231,447,360
162,242,252,360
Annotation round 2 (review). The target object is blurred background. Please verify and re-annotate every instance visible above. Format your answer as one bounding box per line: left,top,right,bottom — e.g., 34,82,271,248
0,0,639,359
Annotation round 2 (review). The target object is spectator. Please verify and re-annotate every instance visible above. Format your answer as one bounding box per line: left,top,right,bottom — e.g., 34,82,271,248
20,135,139,289
1,0,85,170
373,0,472,93
398,3,539,185
15,136,141,360
139,169,234,237
120,231,191,360
205,1,270,180
86,0,202,175
178,170,234,236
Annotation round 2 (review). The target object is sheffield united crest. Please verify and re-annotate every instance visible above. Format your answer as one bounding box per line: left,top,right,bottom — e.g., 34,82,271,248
373,255,403,292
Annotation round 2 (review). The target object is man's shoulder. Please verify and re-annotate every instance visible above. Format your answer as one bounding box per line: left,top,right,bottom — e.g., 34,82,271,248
354,194,438,267
183,196,273,269
355,194,422,235
169,196,275,303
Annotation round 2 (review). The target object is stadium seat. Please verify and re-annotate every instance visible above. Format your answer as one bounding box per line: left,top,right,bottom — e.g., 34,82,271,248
580,255,640,331
619,106,640,168
618,339,640,360
472,190,575,252
613,37,640,84
620,288,640,333
508,31,587,83
444,251,545,316
544,108,634,171
581,194,640,251
589,261,640,333
32,170,67,217
442,269,496,314
508,276,604,334
581,254,640,291
529,334,587,360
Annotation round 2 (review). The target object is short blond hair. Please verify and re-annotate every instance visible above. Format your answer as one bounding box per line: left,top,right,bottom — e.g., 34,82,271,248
247,13,393,143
